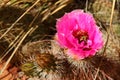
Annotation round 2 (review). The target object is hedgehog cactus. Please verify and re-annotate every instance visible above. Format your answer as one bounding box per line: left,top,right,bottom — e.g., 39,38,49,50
35,53,56,71
17,9,120,80
19,40,70,80
19,40,117,80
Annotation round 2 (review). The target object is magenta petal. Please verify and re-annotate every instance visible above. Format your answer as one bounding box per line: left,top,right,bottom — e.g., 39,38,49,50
55,9,104,60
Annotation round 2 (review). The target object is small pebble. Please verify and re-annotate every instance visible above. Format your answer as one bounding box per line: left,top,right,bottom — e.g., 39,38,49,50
28,77,39,80
18,71,25,78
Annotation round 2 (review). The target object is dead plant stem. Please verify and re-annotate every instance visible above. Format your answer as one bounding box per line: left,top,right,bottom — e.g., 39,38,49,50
0,27,34,75
0,0,40,40
94,0,116,79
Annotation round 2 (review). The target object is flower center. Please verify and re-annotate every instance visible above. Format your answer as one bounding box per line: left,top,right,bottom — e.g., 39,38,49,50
73,30,88,44
73,30,91,51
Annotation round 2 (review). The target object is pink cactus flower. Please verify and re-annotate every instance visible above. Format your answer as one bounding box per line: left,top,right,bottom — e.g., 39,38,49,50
55,10,104,60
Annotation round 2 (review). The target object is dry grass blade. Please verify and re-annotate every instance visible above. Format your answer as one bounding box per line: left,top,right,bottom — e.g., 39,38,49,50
0,0,40,40
109,0,116,33
85,0,88,12
0,31,24,62
94,68,100,80
94,31,109,80
0,5,41,74
0,27,35,75
109,0,120,46
50,0,70,15
50,4,67,15
94,0,116,79
41,0,73,22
